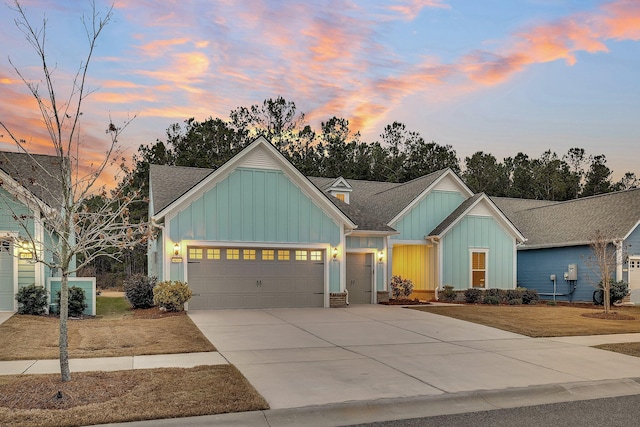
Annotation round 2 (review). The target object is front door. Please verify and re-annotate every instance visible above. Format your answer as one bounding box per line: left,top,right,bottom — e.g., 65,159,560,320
629,258,640,304
346,253,373,304
0,240,14,311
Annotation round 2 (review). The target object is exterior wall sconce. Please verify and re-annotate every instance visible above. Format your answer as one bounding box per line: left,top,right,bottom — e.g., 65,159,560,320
171,243,183,263
19,240,34,260
332,247,338,261
378,251,384,263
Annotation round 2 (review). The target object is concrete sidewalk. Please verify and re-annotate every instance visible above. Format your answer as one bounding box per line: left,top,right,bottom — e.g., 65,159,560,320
0,351,227,375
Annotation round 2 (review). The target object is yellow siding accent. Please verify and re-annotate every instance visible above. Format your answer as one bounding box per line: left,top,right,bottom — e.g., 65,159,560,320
392,245,433,291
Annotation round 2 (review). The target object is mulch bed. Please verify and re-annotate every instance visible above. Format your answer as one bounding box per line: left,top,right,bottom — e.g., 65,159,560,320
132,307,187,319
380,299,428,306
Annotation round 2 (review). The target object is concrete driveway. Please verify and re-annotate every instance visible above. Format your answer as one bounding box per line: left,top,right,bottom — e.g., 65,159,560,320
188,305,640,409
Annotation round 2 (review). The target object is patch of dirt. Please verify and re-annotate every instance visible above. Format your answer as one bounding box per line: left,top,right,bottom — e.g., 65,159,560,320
0,371,137,410
98,290,125,297
581,311,636,320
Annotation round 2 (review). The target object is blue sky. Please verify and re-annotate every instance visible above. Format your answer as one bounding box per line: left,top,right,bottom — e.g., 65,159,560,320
0,0,638,181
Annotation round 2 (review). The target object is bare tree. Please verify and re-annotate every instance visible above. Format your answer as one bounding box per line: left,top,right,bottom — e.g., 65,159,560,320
583,229,624,314
0,1,150,382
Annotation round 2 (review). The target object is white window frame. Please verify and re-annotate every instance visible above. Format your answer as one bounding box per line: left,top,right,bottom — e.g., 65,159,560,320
469,248,489,289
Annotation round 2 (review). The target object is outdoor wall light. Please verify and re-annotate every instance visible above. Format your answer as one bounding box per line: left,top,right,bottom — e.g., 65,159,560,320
332,247,338,260
378,251,384,263
19,240,34,259
173,243,180,256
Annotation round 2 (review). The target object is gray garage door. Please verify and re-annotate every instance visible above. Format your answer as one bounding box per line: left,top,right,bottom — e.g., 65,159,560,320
0,240,14,311
187,247,325,309
346,253,373,304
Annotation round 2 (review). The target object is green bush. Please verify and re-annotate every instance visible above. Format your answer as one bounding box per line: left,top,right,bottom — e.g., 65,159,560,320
153,281,192,312
506,288,525,301
124,274,157,309
485,288,506,303
15,284,48,315
521,288,539,305
390,276,414,299
440,285,457,302
593,279,630,305
508,298,523,305
55,286,88,317
464,288,483,304
483,295,500,305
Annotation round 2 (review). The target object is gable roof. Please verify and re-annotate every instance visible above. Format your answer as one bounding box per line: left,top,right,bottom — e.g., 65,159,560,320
0,151,62,209
150,164,213,214
493,189,640,249
428,193,525,242
151,137,357,229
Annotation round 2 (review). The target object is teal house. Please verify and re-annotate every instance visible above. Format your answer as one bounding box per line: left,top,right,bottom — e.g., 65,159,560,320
148,137,525,309
0,151,95,315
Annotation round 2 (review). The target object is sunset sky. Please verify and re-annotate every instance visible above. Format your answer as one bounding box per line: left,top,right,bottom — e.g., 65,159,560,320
0,0,639,182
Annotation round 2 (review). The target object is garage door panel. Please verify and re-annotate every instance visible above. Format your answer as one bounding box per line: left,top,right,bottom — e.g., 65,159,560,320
188,246,324,309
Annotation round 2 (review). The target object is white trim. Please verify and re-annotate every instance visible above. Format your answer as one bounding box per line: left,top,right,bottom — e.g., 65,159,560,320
387,169,474,226
390,239,432,246
46,277,97,316
340,223,346,294
153,137,356,229
0,235,19,312
182,240,332,308
0,169,54,216
469,248,489,289
350,229,398,237
624,220,640,241
512,236,518,288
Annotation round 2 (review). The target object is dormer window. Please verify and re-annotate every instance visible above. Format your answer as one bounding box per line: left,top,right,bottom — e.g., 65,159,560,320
328,177,352,204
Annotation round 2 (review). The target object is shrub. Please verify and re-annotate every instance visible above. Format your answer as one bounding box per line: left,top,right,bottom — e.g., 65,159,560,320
15,284,48,315
506,288,525,301
390,276,414,299
124,274,157,309
464,288,483,304
153,281,192,312
440,285,457,302
485,288,506,303
508,298,523,305
55,286,88,317
521,288,539,305
483,295,500,305
593,279,630,305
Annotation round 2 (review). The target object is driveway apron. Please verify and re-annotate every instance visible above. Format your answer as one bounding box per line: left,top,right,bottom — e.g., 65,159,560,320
188,305,640,409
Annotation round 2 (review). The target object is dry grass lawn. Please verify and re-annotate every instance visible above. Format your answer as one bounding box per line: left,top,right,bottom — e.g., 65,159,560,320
0,298,215,360
0,365,269,427
413,304,640,337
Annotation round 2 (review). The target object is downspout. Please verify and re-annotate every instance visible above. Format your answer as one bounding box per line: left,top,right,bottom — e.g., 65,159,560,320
427,236,440,301
344,228,353,306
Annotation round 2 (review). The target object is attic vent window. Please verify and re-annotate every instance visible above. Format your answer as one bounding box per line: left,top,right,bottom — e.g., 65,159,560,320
335,193,345,202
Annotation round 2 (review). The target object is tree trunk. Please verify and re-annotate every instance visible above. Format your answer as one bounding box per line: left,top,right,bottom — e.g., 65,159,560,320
603,277,611,315
59,272,71,382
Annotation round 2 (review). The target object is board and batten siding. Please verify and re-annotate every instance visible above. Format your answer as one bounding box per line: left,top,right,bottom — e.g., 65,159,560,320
0,188,34,235
391,191,465,240
441,216,515,289
517,245,594,302
167,167,342,291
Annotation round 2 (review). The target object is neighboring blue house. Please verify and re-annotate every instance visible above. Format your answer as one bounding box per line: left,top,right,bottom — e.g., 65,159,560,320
494,191,640,303
148,136,525,309
0,151,95,315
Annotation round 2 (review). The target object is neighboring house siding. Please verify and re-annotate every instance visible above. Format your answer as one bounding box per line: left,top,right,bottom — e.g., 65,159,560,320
17,259,35,288
391,191,465,240
49,277,96,316
441,216,515,289
624,226,640,283
0,187,35,235
517,245,595,302
166,167,341,291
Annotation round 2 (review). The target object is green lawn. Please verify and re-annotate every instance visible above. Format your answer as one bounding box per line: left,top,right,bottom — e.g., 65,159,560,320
96,295,131,318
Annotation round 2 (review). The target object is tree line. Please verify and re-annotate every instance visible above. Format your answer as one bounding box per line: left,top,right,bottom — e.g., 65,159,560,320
124,96,638,202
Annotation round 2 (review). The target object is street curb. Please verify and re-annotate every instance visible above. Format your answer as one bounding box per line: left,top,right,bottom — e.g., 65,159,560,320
96,377,640,426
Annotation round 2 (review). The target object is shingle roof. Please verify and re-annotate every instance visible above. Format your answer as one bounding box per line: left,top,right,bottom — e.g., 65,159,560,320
0,151,63,208
493,190,640,249
150,164,213,214
429,193,484,236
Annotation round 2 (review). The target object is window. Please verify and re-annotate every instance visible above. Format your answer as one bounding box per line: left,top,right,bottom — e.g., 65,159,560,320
310,250,322,261
471,251,487,288
335,193,345,202
207,249,220,260
226,249,240,260
295,250,307,261
262,250,275,260
243,249,256,260
277,250,290,261
0,240,9,253
188,248,203,260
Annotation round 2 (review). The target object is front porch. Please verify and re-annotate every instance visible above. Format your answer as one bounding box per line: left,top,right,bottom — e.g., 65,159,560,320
391,244,437,301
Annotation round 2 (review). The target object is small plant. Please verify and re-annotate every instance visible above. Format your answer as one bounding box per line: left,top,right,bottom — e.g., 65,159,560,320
593,279,629,305
440,285,457,302
390,276,414,300
506,288,525,301
464,288,483,304
55,286,88,317
124,274,157,309
153,281,193,312
483,295,500,305
15,284,48,315
508,298,523,305
485,288,506,303
521,288,539,305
